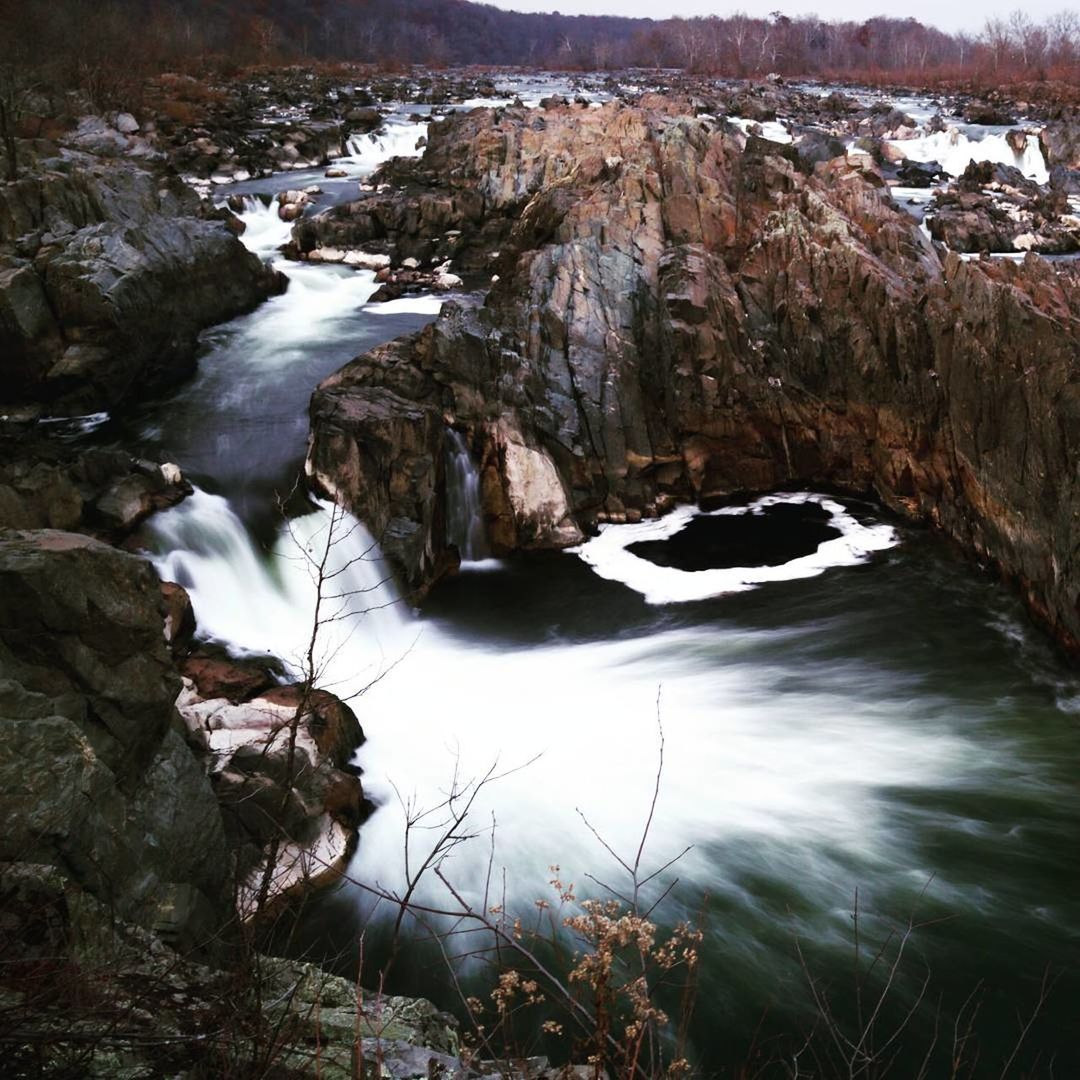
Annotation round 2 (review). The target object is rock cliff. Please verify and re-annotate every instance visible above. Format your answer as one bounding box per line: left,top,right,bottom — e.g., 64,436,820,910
306,99,1080,652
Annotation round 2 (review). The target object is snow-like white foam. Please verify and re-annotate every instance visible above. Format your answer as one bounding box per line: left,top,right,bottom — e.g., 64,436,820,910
233,196,293,258
457,97,516,110
888,128,1048,184
37,411,110,434
364,295,445,316
726,116,793,144
890,185,937,203
147,489,405,677
572,492,898,604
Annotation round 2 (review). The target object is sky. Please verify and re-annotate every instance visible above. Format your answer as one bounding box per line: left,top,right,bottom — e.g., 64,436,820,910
477,0,1070,36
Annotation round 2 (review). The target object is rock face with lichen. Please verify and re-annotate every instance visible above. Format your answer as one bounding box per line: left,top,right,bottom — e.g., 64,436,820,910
306,98,1080,653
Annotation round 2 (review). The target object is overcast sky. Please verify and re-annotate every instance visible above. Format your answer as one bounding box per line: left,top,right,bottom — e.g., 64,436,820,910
479,0,1071,35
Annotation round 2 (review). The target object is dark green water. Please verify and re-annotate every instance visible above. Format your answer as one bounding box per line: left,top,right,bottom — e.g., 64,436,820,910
266,521,1080,1077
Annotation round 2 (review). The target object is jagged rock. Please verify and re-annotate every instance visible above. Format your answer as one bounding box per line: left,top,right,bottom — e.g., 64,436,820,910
929,160,1079,253
346,106,383,132
0,530,229,931
963,101,1017,125
179,648,277,702
161,580,196,654
175,674,366,911
0,863,467,1079
895,158,946,186
305,97,1080,656
0,437,191,537
1040,117,1080,169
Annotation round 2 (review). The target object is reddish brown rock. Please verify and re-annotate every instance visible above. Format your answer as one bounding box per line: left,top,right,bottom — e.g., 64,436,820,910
306,98,1080,656
178,650,277,704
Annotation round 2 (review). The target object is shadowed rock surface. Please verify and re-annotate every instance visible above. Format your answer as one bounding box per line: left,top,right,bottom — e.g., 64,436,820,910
0,151,281,415
305,98,1080,653
0,530,229,936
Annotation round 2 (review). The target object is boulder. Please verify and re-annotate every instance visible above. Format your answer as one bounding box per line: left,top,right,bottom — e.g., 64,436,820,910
0,153,282,415
0,530,229,931
0,437,191,538
963,102,1017,125
175,675,366,912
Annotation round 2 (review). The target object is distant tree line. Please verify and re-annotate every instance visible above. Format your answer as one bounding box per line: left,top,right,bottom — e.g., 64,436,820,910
4,0,1080,111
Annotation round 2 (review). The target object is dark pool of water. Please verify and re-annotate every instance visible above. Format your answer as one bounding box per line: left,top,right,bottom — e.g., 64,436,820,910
627,502,841,571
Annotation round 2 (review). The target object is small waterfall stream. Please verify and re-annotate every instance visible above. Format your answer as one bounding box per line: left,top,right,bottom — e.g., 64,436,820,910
146,490,406,683
445,428,489,562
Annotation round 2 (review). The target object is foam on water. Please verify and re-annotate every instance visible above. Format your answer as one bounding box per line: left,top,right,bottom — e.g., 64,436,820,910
340,121,429,176
36,411,111,435
234,196,294,258
365,296,445,316
146,489,406,681
572,493,899,605
340,591,1009,927
148,486,981,926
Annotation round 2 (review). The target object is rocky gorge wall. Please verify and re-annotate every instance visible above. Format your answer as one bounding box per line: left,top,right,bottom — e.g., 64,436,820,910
0,146,281,416
305,98,1080,652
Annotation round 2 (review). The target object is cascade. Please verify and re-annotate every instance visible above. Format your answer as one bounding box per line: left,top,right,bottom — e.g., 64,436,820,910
147,489,405,684
444,429,489,562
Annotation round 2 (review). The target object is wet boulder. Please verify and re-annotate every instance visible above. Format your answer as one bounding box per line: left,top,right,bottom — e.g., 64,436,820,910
896,158,947,187
0,155,281,415
175,676,367,911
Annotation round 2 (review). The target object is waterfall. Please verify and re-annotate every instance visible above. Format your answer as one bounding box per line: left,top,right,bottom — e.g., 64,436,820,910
234,195,294,259
145,489,407,687
888,128,1050,183
445,429,489,562
340,121,428,176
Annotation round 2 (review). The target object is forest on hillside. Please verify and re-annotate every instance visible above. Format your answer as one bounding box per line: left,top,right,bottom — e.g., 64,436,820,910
5,0,1080,109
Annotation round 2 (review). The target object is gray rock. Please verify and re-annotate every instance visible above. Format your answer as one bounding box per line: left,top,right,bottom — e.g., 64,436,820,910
0,530,230,927
0,154,281,413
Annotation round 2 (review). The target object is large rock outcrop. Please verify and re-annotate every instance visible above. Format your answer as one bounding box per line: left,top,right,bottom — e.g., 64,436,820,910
0,152,280,415
306,99,1080,653
0,530,229,941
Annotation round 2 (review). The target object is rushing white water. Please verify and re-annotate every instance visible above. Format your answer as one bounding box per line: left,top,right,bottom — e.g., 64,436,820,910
235,195,294,258
147,490,406,683
364,296,446,316
36,411,111,434
572,493,898,604
726,116,793,144
444,429,489,562
341,121,429,175
888,128,1049,183
152,486,1008,929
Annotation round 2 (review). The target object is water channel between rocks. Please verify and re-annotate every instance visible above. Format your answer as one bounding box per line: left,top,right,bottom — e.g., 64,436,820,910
91,88,1080,1071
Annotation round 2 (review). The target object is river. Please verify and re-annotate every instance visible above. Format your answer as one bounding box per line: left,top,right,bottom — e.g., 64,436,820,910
92,83,1080,1074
